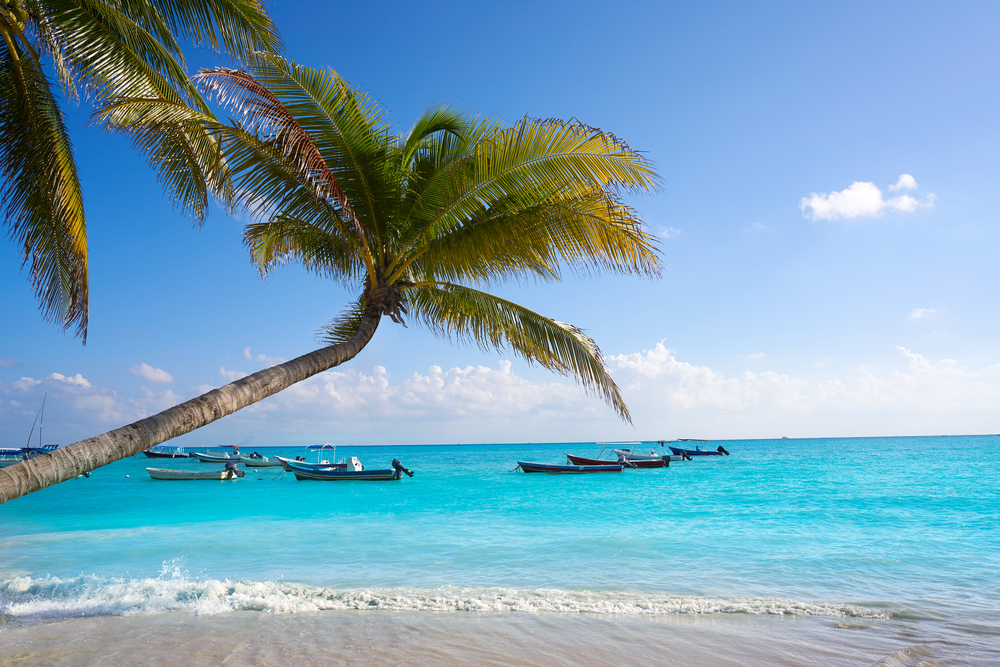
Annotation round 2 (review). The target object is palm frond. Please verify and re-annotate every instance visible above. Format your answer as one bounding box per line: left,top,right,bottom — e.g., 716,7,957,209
96,99,233,220
407,188,660,285
0,36,88,340
407,117,659,244
144,0,282,61
195,62,381,271
319,295,367,345
407,283,630,421
244,215,367,283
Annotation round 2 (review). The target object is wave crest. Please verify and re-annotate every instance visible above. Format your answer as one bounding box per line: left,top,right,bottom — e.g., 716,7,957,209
0,575,895,623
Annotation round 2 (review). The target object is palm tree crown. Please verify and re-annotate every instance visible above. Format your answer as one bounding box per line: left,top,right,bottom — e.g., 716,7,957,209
0,0,280,341
196,54,661,419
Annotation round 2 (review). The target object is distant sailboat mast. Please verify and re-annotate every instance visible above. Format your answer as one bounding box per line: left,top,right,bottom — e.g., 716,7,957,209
25,392,47,448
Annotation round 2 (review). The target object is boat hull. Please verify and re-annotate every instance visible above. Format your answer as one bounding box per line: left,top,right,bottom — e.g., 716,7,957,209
142,449,189,459
191,452,242,463
668,446,723,457
565,454,666,469
146,467,239,480
275,456,347,469
284,461,401,481
518,461,623,474
238,456,284,467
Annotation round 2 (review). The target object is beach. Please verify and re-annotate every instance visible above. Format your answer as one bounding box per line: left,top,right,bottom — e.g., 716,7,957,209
2,437,998,665
2,609,987,666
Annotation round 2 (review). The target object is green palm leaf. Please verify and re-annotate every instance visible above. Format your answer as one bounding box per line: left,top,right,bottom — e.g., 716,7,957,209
406,283,630,422
0,31,88,339
1,0,281,340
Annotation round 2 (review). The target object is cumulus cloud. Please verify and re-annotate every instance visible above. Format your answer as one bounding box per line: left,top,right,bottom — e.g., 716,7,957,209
243,347,286,366
4,342,1000,448
129,363,175,385
14,376,41,392
660,227,682,240
741,352,765,360
800,175,932,221
48,372,91,389
743,222,767,234
908,308,940,320
888,174,917,191
220,367,249,382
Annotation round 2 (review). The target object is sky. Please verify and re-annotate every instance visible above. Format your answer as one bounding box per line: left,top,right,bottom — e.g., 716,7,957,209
2,0,1000,449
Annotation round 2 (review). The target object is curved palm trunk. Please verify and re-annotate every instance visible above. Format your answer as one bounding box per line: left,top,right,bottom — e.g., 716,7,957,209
0,309,382,505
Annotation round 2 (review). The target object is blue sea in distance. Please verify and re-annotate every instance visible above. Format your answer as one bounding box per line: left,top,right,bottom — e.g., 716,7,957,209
1,436,998,661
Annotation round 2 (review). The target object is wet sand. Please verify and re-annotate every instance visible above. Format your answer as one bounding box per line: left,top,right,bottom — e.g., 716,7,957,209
2,610,991,667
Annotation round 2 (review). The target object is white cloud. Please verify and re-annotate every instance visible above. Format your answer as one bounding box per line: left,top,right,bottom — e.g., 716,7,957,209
660,227,682,240
129,363,175,385
888,174,917,191
743,222,767,234
800,175,932,221
5,342,1000,449
219,367,249,382
13,376,41,392
48,372,91,389
243,347,287,366
0,358,19,368
908,308,940,321
741,352,765,360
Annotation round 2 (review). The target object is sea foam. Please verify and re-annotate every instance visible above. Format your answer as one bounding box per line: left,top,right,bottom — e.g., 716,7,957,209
0,574,895,623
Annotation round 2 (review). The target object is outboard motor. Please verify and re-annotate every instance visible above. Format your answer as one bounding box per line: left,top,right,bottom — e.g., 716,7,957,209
392,459,414,477
224,460,245,478
717,446,730,456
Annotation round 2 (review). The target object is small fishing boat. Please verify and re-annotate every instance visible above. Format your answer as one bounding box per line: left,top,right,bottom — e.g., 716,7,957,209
566,454,665,469
283,457,411,481
142,446,189,459
517,461,623,474
566,442,668,469
668,439,730,456
238,453,284,467
146,467,242,480
190,446,242,463
274,443,348,469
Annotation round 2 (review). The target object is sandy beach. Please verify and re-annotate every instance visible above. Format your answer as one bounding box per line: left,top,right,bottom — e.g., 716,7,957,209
3,609,995,667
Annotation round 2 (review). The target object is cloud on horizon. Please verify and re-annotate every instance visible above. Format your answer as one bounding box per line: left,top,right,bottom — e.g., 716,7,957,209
4,343,999,446
800,174,933,221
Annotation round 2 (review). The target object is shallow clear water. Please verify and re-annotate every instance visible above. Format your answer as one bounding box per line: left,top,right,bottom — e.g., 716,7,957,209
1,436,998,664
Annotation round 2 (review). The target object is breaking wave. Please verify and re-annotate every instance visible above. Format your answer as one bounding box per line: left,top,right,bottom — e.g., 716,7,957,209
0,574,895,623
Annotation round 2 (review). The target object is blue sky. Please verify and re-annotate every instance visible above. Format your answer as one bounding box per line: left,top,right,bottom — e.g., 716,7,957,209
2,1,999,448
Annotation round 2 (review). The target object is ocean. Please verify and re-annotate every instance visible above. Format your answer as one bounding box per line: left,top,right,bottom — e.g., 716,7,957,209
1,436,997,666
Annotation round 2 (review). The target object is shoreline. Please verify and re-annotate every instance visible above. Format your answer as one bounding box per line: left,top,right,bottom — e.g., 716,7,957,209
1,609,979,667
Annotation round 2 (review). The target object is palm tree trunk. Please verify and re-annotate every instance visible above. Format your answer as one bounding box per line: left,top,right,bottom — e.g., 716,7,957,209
0,308,382,505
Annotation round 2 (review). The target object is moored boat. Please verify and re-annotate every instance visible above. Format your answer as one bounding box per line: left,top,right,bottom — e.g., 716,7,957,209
191,450,242,463
142,446,189,459
274,455,347,469
517,461,623,474
238,454,284,467
146,467,242,480
668,439,730,456
567,454,666,469
283,457,410,481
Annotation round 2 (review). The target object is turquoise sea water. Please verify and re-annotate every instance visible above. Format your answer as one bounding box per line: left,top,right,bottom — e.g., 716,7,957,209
1,436,998,663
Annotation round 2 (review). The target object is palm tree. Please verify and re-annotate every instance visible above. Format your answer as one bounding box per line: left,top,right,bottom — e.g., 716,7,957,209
0,53,660,504
0,0,280,342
